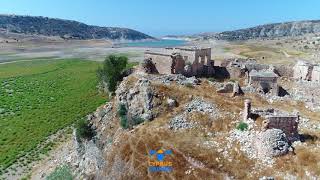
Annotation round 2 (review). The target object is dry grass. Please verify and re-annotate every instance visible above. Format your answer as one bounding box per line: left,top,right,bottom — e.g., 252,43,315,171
96,76,320,179
275,146,320,178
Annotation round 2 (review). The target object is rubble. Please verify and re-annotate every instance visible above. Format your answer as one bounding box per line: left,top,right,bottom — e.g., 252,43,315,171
255,129,289,157
169,97,220,130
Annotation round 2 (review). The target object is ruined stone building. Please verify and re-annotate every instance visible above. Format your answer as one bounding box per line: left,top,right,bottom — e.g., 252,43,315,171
262,115,299,141
293,60,320,82
243,100,299,141
248,70,279,96
144,47,214,77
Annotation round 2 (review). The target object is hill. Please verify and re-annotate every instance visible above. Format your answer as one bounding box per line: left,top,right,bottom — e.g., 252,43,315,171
0,14,154,41
198,20,320,41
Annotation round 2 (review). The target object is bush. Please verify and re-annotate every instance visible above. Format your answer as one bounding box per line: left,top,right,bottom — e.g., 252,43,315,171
132,116,145,126
208,77,216,82
236,122,248,131
185,83,194,88
46,165,73,180
117,104,144,129
118,104,128,129
97,55,128,93
75,118,95,141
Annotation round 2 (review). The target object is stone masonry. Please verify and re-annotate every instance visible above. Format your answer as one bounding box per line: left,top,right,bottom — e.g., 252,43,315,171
243,100,299,142
144,47,214,77
248,70,279,96
293,60,320,82
262,115,299,141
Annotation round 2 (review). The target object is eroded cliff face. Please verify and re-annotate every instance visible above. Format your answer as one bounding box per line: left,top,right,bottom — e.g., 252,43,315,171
70,72,320,180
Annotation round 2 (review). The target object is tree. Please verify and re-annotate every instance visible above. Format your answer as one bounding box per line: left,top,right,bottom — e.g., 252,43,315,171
75,118,95,141
97,55,128,93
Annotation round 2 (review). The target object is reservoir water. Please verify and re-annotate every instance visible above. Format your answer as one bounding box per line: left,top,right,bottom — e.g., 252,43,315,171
119,39,188,48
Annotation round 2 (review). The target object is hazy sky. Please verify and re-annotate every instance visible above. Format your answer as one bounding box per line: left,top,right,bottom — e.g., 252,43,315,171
1,0,320,37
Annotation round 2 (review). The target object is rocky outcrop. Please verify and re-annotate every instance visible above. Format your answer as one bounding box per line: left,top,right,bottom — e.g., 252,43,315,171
0,14,154,40
116,78,155,121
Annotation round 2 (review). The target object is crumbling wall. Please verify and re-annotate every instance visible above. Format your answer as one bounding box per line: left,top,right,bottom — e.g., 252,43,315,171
293,61,313,81
274,64,294,77
263,116,299,141
144,52,172,74
226,65,246,79
144,47,214,77
245,63,270,72
141,58,158,74
249,76,279,96
311,65,320,82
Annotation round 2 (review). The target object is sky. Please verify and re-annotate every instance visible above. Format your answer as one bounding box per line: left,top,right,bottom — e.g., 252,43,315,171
1,0,320,37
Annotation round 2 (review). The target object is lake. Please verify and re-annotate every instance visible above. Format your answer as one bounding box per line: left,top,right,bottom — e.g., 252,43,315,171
119,39,188,48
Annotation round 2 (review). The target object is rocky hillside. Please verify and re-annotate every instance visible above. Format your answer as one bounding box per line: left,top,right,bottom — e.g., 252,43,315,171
32,69,320,179
0,14,154,40
203,20,320,41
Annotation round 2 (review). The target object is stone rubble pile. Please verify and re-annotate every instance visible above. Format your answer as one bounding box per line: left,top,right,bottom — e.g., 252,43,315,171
136,73,200,86
185,98,220,118
169,97,220,130
255,129,289,157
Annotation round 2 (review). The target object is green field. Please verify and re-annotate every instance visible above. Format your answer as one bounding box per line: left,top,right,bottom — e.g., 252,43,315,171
0,59,107,172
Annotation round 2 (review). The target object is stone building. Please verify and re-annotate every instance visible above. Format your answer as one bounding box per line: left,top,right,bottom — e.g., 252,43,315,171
293,61,313,81
248,70,279,96
243,100,299,142
293,60,320,82
144,47,214,77
262,115,299,141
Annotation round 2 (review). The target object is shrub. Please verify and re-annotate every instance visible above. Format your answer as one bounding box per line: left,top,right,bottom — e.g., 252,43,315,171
75,118,95,141
120,116,129,129
97,55,128,93
132,116,145,126
185,83,194,88
46,165,73,180
208,77,216,82
118,104,128,129
117,104,144,129
236,122,248,131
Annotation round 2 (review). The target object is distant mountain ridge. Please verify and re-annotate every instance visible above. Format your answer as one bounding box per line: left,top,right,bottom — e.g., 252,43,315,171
200,20,320,41
0,14,154,41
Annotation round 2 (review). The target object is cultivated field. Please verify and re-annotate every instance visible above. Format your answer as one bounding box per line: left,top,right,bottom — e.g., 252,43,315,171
0,59,107,174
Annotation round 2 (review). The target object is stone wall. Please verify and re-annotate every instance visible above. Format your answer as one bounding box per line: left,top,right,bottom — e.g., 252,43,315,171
293,61,312,80
144,52,173,74
144,47,214,77
249,76,279,96
311,65,320,82
274,64,294,77
263,115,299,141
